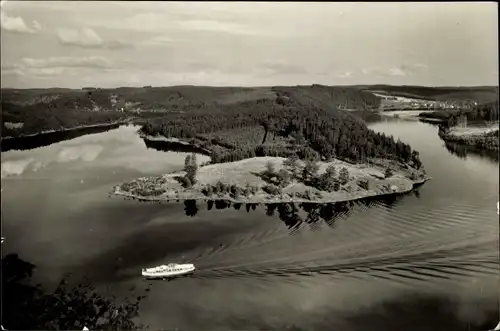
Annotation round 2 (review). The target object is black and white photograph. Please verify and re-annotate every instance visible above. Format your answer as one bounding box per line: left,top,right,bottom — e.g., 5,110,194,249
1,1,499,330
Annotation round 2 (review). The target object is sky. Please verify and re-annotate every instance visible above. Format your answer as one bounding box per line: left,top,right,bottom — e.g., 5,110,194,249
0,1,498,88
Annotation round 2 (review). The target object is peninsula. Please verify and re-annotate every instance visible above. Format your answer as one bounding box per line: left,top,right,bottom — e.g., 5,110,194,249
111,85,429,204
419,100,500,152
113,156,428,204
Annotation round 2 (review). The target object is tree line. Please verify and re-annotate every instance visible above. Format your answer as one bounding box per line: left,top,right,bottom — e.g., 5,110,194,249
446,101,499,127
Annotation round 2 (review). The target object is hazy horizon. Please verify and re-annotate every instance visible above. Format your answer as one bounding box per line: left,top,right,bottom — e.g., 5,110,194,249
1,1,498,89
1,83,499,91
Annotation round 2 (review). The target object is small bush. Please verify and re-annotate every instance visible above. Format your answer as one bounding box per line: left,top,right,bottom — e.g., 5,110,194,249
230,184,242,199
121,182,133,191
233,187,241,199
302,160,319,183
216,180,225,194
263,184,281,195
207,185,214,195
339,167,349,185
182,176,193,188
250,185,259,195
283,154,300,178
359,179,374,190
277,169,291,187
265,161,276,175
202,185,214,196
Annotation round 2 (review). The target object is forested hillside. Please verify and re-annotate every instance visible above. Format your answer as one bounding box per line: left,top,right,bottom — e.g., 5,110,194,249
274,85,381,110
1,101,128,137
359,85,498,104
141,93,422,168
2,85,381,138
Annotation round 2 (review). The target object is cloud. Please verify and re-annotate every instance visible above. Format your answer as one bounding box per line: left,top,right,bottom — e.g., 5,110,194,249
0,144,104,178
361,67,385,76
261,61,308,75
140,35,177,46
0,10,41,34
338,72,352,78
31,67,65,77
32,20,41,31
31,160,48,172
362,64,427,78
2,56,112,77
56,145,104,163
412,63,428,70
57,27,131,49
178,19,258,35
1,63,25,76
389,67,406,76
2,65,64,78
2,56,113,78
387,63,428,77
400,63,429,74
1,158,35,178
21,56,112,69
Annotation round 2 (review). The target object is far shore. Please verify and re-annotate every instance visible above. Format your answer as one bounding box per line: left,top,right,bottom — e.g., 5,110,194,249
1,118,134,140
438,123,499,152
418,117,447,124
139,132,213,154
112,156,430,205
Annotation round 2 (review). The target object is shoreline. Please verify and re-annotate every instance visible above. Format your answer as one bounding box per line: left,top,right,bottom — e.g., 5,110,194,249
438,125,499,152
111,177,430,205
139,132,212,155
1,119,134,140
111,156,430,206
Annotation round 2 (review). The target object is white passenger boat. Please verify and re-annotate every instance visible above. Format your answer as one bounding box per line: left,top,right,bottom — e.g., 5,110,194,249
142,263,195,279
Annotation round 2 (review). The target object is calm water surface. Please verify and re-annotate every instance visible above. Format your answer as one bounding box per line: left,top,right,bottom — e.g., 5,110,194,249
1,120,499,330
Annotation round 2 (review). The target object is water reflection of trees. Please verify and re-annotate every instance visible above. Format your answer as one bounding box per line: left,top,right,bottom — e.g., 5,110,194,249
183,193,409,227
143,138,210,156
444,141,499,162
184,200,199,216
261,201,354,230
181,199,354,229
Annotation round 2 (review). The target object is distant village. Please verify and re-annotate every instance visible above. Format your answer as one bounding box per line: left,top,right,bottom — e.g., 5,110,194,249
374,93,478,111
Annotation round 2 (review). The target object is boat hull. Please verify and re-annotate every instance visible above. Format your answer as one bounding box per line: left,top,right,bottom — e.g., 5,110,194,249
142,267,195,279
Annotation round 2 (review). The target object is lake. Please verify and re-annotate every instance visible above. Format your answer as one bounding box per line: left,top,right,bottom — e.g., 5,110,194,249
1,119,499,331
